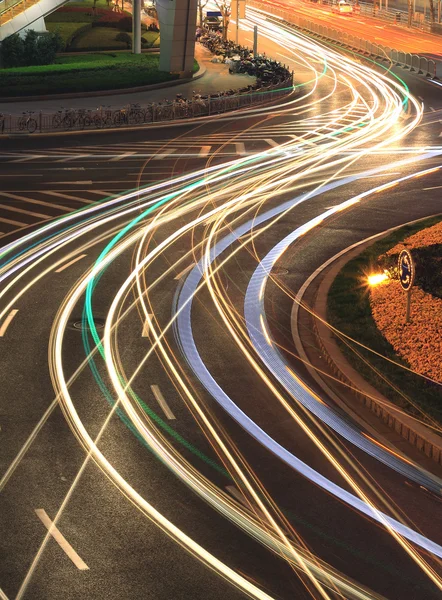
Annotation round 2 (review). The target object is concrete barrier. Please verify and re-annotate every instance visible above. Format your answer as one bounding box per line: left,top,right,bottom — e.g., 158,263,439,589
411,54,420,71
428,58,436,78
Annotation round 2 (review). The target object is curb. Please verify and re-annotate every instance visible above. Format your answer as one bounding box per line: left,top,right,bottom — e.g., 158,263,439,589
300,237,442,467
0,63,206,104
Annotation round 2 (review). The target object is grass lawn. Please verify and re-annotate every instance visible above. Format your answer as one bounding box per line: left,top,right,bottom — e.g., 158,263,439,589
0,53,178,96
67,27,160,50
327,215,442,424
46,21,86,46
69,26,128,50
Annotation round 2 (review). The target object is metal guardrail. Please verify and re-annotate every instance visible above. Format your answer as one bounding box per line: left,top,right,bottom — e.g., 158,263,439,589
0,75,294,135
250,1,441,79
303,0,437,30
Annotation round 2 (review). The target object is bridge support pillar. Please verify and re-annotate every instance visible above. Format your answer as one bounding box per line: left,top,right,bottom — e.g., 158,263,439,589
157,0,197,75
132,0,141,54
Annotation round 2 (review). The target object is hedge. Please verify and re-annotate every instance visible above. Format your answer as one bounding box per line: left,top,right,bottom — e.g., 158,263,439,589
0,53,178,96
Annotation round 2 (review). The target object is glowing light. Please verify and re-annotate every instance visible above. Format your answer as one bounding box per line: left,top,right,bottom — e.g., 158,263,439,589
367,272,389,286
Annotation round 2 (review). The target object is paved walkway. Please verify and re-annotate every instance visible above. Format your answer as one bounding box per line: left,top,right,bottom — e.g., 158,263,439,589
0,44,255,115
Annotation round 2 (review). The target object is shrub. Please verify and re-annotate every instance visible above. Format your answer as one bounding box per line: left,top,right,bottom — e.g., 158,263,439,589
115,31,131,48
0,30,63,67
117,15,132,31
0,34,25,67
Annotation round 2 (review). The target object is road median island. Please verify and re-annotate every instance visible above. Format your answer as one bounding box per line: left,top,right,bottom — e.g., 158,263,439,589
323,216,442,463
0,53,180,97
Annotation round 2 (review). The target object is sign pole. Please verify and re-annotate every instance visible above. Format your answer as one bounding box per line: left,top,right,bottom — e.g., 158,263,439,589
405,289,411,323
398,249,415,325
253,25,258,57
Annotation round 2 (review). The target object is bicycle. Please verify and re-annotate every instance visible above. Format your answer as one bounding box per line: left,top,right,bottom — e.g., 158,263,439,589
18,111,38,134
77,108,93,130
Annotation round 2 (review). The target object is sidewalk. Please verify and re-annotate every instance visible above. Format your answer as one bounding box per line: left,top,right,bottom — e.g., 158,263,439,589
0,44,255,115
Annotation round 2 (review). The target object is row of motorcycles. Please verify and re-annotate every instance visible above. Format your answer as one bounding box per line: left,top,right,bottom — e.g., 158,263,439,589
197,29,291,87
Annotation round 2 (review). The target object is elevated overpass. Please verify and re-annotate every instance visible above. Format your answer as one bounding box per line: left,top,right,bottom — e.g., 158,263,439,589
0,0,68,41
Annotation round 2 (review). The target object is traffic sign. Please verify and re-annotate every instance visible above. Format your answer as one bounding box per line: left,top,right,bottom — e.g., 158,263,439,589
398,249,414,291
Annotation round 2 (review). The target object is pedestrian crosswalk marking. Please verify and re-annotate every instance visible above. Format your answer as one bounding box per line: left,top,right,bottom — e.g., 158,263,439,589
0,192,71,211
0,203,48,220
0,216,27,227
44,191,94,204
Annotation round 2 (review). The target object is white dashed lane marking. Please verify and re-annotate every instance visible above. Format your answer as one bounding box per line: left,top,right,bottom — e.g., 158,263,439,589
35,509,89,570
55,254,87,273
150,385,176,420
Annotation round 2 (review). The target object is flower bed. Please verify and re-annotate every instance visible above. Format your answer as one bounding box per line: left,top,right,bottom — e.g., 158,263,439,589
370,280,442,382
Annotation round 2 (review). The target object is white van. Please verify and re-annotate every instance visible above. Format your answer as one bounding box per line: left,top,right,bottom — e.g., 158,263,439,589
331,1,353,14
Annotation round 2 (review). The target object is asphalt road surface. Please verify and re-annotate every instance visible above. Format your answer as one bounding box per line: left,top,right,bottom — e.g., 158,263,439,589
1,11,442,600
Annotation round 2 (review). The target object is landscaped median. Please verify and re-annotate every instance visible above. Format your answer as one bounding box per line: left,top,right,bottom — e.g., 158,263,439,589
327,216,442,426
0,53,183,97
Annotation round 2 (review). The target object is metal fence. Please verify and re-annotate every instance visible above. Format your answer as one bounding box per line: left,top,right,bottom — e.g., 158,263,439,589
249,1,441,79
0,75,294,135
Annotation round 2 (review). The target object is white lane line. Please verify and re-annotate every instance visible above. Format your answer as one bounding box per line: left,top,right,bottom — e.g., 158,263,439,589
199,145,211,157
11,155,46,163
153,149,177,160
50,181,93,185
35,509,89,570
174,263,194,280
430,107,436,112
142,315,154,337
55,254,87,273
56,154,91,163
0,309,19,337
423,185,442,190
226,485,246,504
84,190,114,197
264,138,279,148
110,152,136,161
0,192,71,211
418,96,424,102
0,586,10,600
150,385,176,420
0,203,48,220
235,142,246,156
0,216,27,227
44,191,94,204
276,52,293,63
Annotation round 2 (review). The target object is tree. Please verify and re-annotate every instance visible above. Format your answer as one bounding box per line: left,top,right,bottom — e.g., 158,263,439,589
0,30,63,68
23,29,39,65
198,0,209,27
214,0,230,41
0,33,25,68
429,0,436,23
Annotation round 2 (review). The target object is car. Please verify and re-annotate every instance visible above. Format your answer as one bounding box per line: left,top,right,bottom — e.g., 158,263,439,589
204,16,223,31
331,0,353,14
